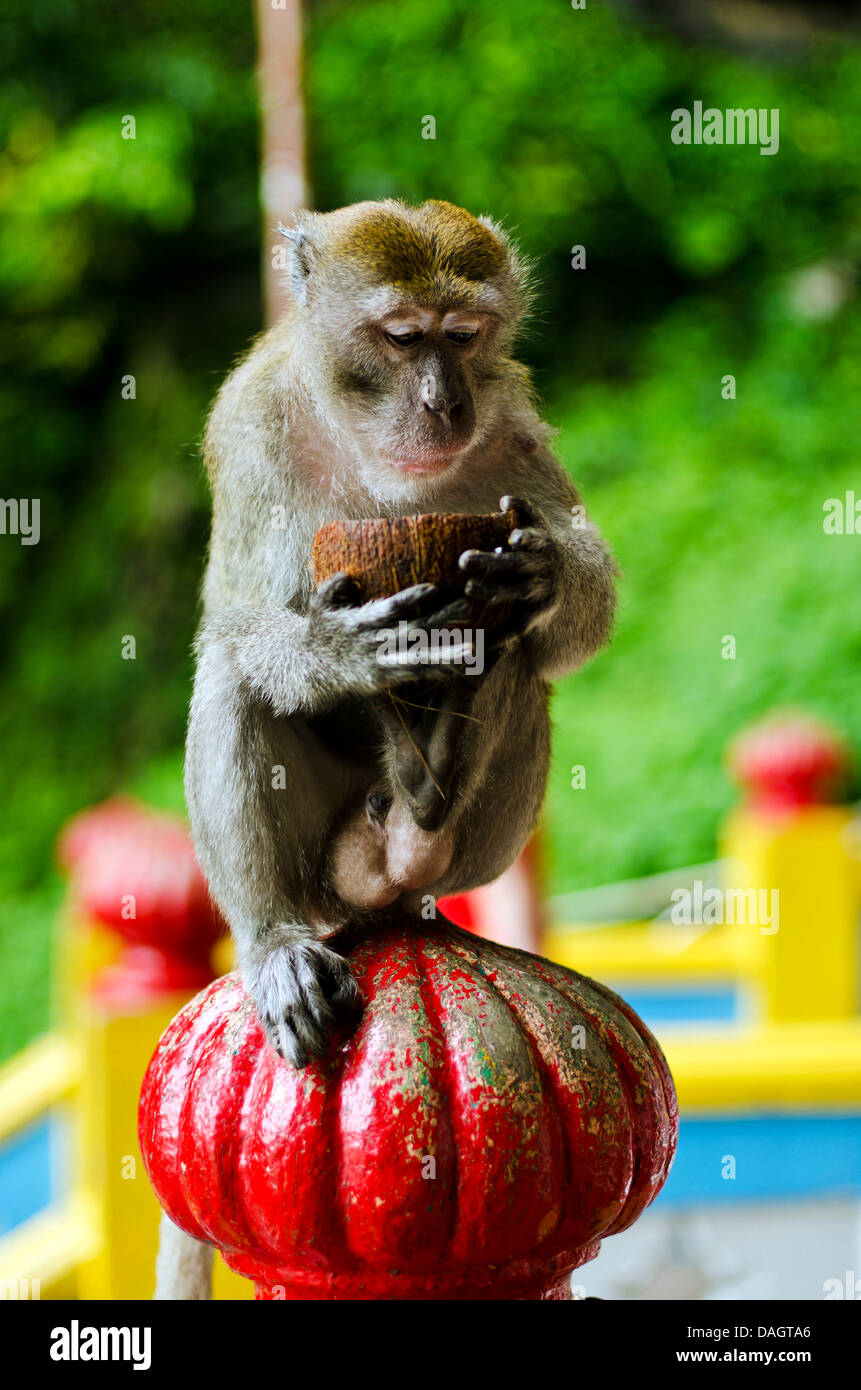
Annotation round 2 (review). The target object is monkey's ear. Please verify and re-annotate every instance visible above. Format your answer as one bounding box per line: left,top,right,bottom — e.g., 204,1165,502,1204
278,223,317,306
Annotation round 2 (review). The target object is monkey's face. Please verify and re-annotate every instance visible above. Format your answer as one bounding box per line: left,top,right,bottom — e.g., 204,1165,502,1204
330,302,504,495
283,200,531,501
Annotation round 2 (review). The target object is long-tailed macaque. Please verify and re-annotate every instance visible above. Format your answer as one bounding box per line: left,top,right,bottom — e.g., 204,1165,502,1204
186,197,615,1063
158,200,616,1298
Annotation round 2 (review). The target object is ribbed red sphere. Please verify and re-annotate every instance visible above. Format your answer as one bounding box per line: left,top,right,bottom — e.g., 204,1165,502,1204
59,798,224,972
727,711,851,813
139,918,677,1300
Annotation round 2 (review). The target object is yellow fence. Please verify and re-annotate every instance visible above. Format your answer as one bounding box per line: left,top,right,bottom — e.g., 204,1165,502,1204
1,775,859,1298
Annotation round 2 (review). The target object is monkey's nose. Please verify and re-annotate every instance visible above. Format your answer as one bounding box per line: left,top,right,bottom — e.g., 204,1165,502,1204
420,376,461,421
423,394,461,416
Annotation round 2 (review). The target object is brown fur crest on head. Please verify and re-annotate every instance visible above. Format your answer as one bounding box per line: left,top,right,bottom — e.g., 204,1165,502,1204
279,198,532,323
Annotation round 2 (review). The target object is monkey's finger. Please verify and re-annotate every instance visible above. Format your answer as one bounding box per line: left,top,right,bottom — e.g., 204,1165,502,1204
265,1014,310,1069
424,643,477,667
311,572,364,611
509,526,553,552
500,494,541,528
287,1007,330,1064
361,583,441,626
463,553,544,591
464,576,545,604
418,598,475,627
314,951,362,1015
459,549,530,577
377,641,476,669
464,579,517,602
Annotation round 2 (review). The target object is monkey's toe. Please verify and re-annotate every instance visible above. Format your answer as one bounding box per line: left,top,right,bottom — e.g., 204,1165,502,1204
249,940,363,1069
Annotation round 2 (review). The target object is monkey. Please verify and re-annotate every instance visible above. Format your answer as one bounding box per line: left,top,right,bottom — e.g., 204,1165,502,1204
159,198,617,1297
184,196,616,1066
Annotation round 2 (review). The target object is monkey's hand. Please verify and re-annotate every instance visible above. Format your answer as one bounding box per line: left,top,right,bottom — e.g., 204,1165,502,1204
458,495,562,644
244,938,362,1068
310,573,477,691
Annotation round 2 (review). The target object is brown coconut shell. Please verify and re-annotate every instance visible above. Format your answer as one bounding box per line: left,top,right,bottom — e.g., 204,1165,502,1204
312,511,517,609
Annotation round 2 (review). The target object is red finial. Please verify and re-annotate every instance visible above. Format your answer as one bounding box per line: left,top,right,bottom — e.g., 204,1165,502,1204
139,915,678,1301
727,711,852,814
58,798,224,1002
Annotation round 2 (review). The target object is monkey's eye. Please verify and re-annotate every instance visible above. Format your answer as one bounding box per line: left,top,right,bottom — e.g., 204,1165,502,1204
367,791,392,821
386,329,424,348
445,329,477,345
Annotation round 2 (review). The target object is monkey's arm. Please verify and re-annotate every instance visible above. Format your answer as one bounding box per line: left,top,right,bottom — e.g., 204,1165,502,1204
198,580,469,718
518,493,617,681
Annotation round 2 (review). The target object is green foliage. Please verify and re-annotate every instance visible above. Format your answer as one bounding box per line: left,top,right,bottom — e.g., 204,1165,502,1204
308,0,861,382
0,1,260,1058
0,2,258,882
1,0,859,1057
546,303,861,889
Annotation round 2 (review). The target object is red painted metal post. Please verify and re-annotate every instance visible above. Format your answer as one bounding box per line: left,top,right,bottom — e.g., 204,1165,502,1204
59,797,224,1002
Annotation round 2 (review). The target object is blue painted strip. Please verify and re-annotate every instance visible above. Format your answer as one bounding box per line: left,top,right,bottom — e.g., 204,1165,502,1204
0,1116,55,1234
621,986,738,1024
656,1113,861,1206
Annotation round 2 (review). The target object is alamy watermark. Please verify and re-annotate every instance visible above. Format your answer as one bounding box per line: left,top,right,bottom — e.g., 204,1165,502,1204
0,498,40,545
671,103,779,157
376,620,485,676
50,1321,151,1370
0,1277,40,1299
823,491,861,534
670,880,778,934
823,1271,861,1300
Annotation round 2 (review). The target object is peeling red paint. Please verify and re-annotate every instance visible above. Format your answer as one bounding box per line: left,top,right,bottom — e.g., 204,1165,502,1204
139,916,678,1300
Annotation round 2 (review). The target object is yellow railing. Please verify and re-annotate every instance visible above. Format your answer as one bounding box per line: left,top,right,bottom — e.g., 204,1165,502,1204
1,782,859,1297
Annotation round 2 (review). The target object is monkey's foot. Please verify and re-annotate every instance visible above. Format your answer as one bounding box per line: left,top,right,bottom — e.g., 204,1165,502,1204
245,940,362,1068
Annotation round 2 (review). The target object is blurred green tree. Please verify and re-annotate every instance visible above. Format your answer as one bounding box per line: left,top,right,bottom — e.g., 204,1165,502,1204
0,0,859,1055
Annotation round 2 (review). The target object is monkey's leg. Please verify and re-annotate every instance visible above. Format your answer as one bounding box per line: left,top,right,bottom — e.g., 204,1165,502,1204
186,660,364,1067
399,651,550,905
377,676,482,831
154,1213,214,1300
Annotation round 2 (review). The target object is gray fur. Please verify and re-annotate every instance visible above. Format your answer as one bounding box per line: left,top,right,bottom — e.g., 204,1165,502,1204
186,196,617,1070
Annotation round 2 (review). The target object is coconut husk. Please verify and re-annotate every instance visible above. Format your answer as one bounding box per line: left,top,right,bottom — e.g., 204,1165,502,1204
312,510,516,606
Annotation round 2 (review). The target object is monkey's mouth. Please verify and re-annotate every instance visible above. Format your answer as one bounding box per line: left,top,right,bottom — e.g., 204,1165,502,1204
390,458,454,475
383,447,463,476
